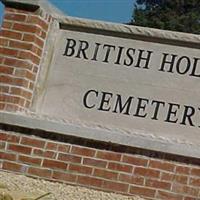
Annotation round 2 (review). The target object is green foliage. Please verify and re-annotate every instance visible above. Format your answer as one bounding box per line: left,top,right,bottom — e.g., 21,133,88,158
131,0,200,34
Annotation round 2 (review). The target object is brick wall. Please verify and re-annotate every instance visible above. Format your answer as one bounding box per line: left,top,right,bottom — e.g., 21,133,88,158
0,130,199,200
0,5,51,112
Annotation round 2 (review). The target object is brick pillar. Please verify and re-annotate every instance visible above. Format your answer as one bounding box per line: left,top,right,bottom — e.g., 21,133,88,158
0,0,52,112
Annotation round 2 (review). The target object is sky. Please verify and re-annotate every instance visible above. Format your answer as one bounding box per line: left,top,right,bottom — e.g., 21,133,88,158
0,2,3,24
0,0,135,25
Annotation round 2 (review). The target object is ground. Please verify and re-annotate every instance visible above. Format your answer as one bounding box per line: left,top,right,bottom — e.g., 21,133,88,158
0,171,145,200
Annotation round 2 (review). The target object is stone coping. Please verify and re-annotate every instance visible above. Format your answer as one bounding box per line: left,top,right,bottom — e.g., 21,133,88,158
1,0,200,46
1,111,200,159
58,16,200,47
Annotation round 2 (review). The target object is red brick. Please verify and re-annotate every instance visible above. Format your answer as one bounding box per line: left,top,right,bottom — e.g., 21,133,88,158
77,176,103,188
58,144,70,153
58,153,81,164
53,171,77,183
33,66,38,73
130,186,156,198
184,197,197,200
0,132,20,143
102,181,129,193
8,95,22,106
24,71,36,81
189,178,200,187
13,23,41,34
157,191,184,200
0,30,22,40
8,144,32,154
174,175,188,184
0,86,9,94
0,66,14,74
146,179,171,190
28,167,51,178
2,21,13,29
45,142,58,150
33,149,56,159
0,38,9,46
40,31,46,39
161,172,174,181
149,160,175,172
108,162,132,173
83,158,107,168
31,45,42,57
18,51,40,65
23,34,44,48
42,159,67,170
4,13,26,22
32,148,44,156
122,155,148,166
119,174,144,185
94,168,118,180
0,94,20,104
0,47,18,57
0,56,4,64
22,34,34,42
0,75,29,87
29,82,34,90
0,152,16,161
4,58,33,70
0,142,6,150
134,167,160,178
18,155,42,165
9,40,32,51
27,16,48,31
34,36,44,48
20,137,45,148
3,161,26,173
22,90,32,100
5,104,20,111
0,85,9,93
69,164,92,175
0,103,5,110
191,168,200,177
14,69,36,82
96,151,121,161
71,146,95,157
172,184,199,197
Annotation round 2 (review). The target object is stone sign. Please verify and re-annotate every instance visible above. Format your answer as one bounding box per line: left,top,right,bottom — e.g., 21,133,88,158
33,20,200,155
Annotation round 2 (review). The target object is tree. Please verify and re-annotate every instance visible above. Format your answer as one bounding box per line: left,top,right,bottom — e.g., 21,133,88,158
130,0,200,34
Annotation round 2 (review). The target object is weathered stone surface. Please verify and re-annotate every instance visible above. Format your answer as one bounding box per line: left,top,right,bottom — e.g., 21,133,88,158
58,16,200,46
34,26,200,152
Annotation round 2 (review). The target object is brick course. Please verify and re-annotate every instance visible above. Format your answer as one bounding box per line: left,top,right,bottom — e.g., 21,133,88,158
0,130,200,200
